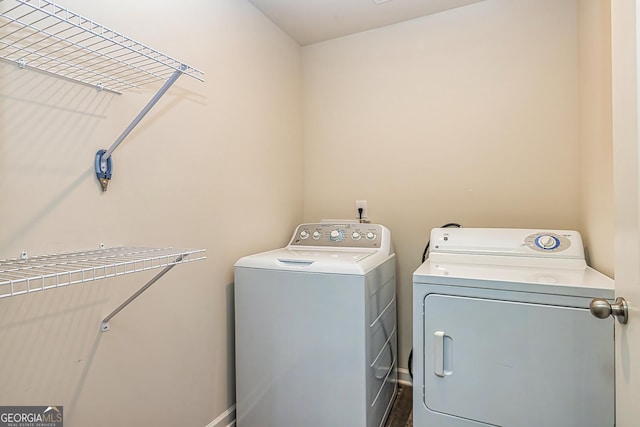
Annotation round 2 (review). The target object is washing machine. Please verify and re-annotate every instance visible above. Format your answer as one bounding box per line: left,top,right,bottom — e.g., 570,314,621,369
234,222,397,427
413,228,615,427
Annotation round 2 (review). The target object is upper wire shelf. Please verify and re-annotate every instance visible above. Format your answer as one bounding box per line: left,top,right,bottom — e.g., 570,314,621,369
0,0,204,94
0,246,206,299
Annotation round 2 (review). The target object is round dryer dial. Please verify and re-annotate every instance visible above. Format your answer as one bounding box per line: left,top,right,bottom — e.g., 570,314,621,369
525,232,571,252
536,234,559,249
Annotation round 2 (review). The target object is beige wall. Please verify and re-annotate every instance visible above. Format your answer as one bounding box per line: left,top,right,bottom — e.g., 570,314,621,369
578,0,614,278
0,1,302,426
301,0,607,377
0,0,617,424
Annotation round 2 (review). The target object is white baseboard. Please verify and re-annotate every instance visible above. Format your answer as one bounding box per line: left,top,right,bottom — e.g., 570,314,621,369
206,405,236,427
396,367,413,386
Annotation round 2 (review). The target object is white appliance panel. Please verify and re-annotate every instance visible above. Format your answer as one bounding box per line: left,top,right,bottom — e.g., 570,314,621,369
423,294,614,427
235,268,366,427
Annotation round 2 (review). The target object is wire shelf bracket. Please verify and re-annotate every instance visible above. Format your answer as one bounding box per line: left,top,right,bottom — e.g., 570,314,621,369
95,66,187,191
100,253,185,332
0,246,206,331
0,0,205,191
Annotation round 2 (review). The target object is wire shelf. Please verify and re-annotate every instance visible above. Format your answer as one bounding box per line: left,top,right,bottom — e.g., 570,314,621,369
0,0,204,93
0,246,206,299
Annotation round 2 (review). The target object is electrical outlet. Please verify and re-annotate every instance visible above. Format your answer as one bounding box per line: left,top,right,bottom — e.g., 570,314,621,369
355,200,368,220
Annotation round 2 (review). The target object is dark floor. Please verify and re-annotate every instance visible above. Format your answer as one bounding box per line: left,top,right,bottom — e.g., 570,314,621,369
385,384,413,427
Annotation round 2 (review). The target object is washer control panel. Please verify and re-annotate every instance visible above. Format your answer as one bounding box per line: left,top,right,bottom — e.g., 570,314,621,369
289,223,383,248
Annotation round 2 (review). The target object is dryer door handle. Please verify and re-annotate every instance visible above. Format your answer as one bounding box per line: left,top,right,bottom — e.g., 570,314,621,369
433,331,453,378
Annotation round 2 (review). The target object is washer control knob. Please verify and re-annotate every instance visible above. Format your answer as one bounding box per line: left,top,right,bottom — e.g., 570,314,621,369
330,229,344,241
352,232,361,240
366,232,376,240
312,231,321,239
300,230,309,239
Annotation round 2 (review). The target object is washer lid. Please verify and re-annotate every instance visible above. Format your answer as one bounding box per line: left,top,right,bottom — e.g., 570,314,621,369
285,248,374,262
414,260,614,299
235,247,388,275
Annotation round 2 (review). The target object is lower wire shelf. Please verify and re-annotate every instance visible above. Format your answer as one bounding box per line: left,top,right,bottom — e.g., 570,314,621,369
0,246,206,299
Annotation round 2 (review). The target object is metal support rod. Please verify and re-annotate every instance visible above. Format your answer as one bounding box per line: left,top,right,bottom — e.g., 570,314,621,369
101,254,185,332
102,65,186,161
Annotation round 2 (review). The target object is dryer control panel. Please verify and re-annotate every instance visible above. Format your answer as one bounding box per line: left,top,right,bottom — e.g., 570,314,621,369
428,228,585,261
289,223,387,249
525,232,571,252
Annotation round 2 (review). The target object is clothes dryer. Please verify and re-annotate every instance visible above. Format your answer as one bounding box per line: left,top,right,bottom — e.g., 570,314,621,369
235,222,397,427
413,228,614,427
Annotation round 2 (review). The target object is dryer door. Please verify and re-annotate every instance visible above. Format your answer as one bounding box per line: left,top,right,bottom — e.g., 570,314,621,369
423,294,614,426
